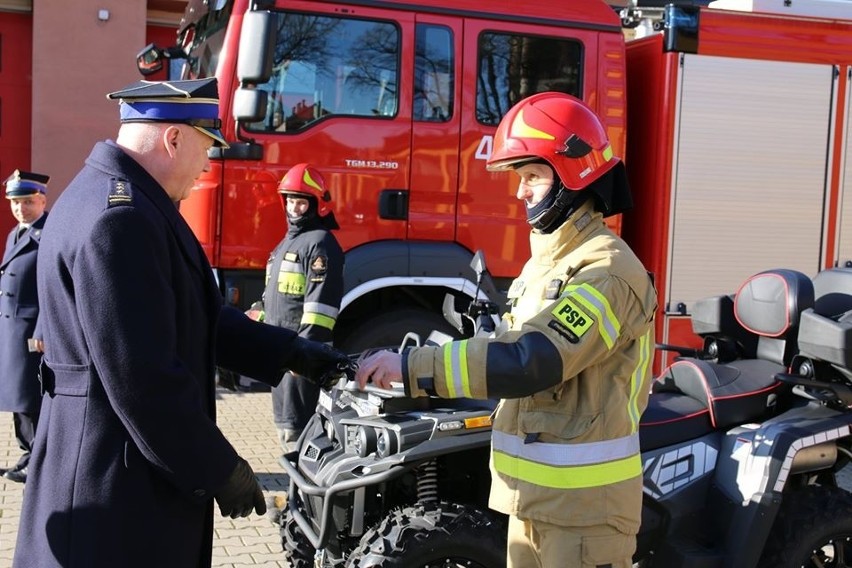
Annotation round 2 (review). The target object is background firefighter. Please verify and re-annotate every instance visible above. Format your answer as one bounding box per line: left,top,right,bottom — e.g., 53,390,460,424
248,163,344,453
355,92,657,568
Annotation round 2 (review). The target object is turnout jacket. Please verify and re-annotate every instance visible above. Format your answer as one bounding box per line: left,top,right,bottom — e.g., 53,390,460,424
256,219,344,343
405,200,657,534
0,213,47,413
14,141,311,568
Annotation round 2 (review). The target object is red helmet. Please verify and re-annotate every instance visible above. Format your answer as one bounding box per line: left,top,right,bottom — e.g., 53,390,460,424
486,92,619,190
278,163,333,217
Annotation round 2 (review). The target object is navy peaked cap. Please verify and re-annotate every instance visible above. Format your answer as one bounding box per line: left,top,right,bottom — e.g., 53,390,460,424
106,78,228,148
4,170,50,198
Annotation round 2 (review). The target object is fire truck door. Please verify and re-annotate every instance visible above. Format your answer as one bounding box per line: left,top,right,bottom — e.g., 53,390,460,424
218,3,414,268
406,15,460,242
458,17,598,278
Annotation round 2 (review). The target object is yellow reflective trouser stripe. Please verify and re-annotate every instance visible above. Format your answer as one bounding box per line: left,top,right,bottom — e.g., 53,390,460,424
301,312,336,330
628,330,653,433
443,340,472,398
493,451,641,489
278,272,306,295
563,284,620,349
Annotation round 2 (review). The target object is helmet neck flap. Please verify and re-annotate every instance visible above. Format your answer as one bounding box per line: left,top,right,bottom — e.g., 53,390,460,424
526,180,589,234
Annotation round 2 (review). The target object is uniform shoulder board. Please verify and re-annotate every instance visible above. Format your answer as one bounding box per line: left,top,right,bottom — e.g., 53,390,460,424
107,179,133,207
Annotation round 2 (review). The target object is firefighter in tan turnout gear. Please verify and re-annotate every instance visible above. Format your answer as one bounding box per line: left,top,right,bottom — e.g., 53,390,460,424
356,92,657,568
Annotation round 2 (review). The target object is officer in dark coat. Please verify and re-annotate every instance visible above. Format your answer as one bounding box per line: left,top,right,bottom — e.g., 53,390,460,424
0,170,49,483
12,79,351,568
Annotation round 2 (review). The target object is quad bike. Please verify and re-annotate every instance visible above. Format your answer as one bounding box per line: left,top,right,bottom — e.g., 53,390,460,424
279,251,505,568
278,259,852,568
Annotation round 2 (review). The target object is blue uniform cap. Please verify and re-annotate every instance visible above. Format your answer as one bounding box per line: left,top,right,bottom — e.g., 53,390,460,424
107,78,228,148
4,170,50,199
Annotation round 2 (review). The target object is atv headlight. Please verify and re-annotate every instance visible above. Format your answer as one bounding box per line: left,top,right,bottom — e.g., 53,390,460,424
351,426,377,457
375,428,397,458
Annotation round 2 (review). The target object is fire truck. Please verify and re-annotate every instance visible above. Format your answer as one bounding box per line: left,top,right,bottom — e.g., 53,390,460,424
138,0,852,362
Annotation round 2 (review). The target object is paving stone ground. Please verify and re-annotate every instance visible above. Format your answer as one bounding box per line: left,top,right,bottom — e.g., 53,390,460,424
0,388,289,568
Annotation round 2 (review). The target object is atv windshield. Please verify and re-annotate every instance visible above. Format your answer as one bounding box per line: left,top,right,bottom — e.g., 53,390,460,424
178,0,233,80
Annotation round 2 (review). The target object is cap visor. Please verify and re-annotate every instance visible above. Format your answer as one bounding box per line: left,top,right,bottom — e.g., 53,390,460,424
193,126,229,148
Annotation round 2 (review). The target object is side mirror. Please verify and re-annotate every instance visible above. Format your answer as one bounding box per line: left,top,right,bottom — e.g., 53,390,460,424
237,11,275,84
233,88,268,123
136,43,187,77
470,250,489,287
136,43,164,76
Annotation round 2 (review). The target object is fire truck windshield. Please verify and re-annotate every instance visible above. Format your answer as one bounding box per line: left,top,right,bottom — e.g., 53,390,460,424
179,1,233,80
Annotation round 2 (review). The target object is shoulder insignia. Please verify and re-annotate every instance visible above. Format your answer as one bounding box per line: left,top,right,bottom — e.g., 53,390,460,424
284,251,299,262
551,296,594,340
507,279,525,299
107,179,133,207
544,279,563,300
311,255,328,275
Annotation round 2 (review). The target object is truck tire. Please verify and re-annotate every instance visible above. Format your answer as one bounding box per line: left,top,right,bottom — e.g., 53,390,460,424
345,502,507,568
340,308,461,353
281,508,315,568
758,484,852,567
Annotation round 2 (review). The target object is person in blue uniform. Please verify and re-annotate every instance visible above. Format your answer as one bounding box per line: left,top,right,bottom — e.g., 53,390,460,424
12,78,351,568
247,164,344,453
0,170,49,484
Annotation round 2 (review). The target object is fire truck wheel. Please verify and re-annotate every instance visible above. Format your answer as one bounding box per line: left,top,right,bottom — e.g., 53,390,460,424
758,484,852,567
345,502,507,568
281,507,315,568
340,308,461,353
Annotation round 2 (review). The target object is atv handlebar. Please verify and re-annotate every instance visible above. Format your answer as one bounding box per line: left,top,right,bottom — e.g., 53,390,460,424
342,379,406,398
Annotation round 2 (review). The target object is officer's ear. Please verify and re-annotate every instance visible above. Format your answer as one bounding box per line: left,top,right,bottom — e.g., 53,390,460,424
163,125,182,158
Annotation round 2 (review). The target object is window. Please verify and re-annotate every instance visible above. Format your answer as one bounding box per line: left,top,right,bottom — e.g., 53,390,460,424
414,24,453,122
245,12,400,133
179,3,233,79
476,32,582,126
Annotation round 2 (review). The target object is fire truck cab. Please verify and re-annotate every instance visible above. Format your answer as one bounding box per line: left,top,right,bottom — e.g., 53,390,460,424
140,0,627,352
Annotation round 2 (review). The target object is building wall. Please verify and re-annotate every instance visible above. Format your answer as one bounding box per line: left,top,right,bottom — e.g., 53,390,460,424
0,1,183,210
32,1,147,204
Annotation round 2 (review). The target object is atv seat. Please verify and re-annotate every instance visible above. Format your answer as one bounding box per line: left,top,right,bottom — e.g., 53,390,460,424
641,269,814,451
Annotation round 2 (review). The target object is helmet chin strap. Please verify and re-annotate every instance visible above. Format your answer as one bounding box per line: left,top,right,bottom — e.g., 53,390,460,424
526,182,586,234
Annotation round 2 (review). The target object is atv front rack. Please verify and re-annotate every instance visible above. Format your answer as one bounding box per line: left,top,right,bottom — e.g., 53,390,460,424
280,451,409,549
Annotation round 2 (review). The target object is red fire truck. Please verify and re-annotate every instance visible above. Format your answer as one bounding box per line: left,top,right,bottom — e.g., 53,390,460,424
139,0,852,363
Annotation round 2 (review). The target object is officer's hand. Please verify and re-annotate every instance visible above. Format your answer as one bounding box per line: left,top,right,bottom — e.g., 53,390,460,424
289,337,352,387
214,457,266,519
355,350,402,390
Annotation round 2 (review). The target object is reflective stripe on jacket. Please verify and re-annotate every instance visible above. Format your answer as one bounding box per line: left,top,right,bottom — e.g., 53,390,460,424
405,200,657,533
259,225,344,343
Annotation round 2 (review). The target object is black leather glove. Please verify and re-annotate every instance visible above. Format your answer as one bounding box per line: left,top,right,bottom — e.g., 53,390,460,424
288,337,353,387
214,457,266,519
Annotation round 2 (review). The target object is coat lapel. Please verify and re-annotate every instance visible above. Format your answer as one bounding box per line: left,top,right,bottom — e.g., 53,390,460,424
0,213,47,270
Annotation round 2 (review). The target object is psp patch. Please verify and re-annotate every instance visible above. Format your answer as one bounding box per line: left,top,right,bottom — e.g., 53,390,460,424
551,296,594,340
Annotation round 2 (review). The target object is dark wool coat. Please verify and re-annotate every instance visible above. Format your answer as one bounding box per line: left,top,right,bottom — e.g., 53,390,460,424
13,141,304,568
0,213,47,413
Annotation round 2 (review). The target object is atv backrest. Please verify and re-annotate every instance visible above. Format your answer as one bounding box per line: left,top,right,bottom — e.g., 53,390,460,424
813,267,852,318
734,269,814,366
797,267,852,369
